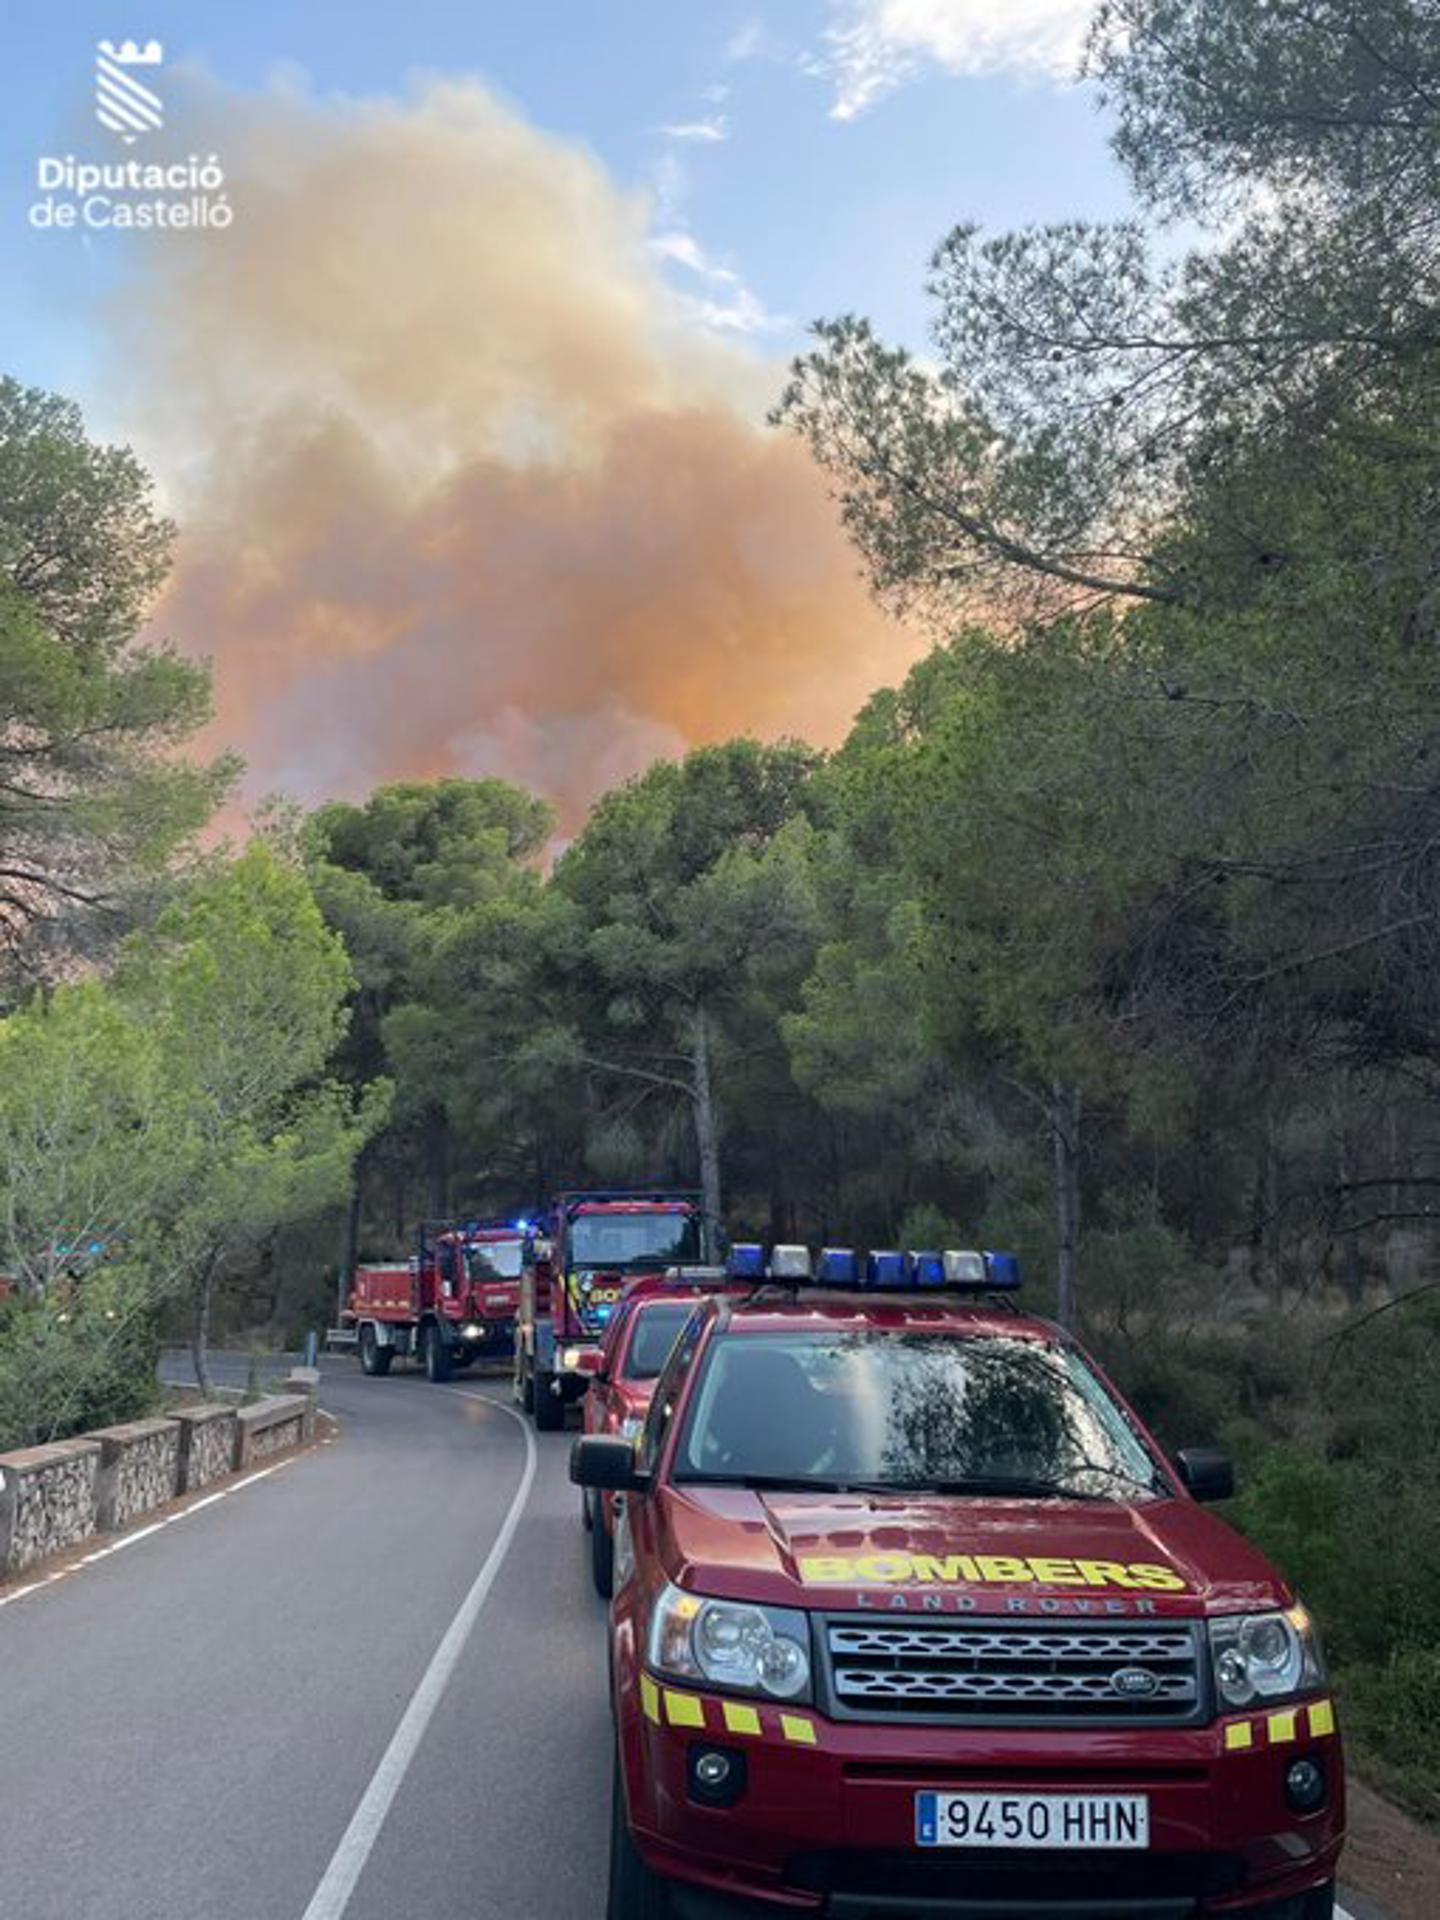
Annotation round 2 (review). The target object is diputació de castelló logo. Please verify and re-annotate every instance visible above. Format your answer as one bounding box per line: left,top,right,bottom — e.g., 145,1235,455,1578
28,37,233,232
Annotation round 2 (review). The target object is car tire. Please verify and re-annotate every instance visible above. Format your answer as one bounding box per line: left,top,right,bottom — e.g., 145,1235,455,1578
358,1326,392,1376
607,1747,669,1920
591,1499,614,1598
1302,1887,1335,1920
533,1368,564,1430
424,1325,453,1383
520,1362,535,1412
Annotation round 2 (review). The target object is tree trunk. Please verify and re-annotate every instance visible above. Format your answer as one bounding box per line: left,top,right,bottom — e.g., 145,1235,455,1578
191,1253,218,1401
426,1109,450,1220
691,1005,722,1260
1051,1081,1082,1331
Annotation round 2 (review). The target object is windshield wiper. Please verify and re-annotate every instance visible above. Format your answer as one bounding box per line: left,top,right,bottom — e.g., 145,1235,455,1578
677,1472,849,1493
842,1475,1113,1502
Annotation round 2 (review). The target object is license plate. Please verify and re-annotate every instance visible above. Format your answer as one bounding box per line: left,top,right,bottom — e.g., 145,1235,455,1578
915,1791,1148,1850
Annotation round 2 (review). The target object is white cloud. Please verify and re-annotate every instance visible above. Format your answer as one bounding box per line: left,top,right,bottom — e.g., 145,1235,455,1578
659,113,730,143
649,230,791,336
725,20,766,64
822,0,1092,119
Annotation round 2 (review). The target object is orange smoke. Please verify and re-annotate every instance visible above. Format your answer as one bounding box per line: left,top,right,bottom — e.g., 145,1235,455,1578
127,75,912,823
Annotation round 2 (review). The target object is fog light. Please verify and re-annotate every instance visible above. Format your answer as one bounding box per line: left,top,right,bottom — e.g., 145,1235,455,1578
687,1743,747,1807
1285,1755,1327,1814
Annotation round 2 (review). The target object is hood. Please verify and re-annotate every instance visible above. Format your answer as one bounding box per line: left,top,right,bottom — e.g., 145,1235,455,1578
658,1487,1288,1618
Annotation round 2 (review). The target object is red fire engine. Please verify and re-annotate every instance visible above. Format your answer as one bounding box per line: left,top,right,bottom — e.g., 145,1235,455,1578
515,1190,704,1432
346,1218,529,1381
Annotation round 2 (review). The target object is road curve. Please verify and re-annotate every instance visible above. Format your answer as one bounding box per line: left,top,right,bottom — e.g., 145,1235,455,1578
0,1357,609,1920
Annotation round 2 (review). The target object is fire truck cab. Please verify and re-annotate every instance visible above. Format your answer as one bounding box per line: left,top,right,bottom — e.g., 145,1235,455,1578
515,1191,704,1432
572,1244,1344,1919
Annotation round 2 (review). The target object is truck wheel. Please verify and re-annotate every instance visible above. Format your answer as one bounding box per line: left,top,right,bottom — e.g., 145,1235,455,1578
424,1325,453,1383
591,1500,614,1598
1301,1887,1335,1920
533,1368,564,1430
607,1749,669,1920
358,1326,392,1377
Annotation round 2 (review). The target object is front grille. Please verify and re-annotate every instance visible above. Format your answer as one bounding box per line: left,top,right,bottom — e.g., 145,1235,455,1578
822,1617,1204,1724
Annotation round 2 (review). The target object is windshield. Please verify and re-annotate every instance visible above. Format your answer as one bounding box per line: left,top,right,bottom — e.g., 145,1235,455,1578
623,1302,697,1381
674,1331,1166,1500
569,1211,700,1272
466,1240,523,1280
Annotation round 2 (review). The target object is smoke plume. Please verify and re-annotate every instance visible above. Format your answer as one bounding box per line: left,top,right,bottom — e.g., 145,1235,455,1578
122,76,912,824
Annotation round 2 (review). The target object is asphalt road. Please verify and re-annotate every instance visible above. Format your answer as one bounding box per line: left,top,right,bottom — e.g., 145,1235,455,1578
0,1354,609,1920
0,1350,1386,1920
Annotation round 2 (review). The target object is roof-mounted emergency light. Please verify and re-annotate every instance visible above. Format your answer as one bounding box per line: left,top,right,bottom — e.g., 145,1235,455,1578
769,1245,812,1280
910,1251,946,1288
867,1250,907,1288
726,1243,765,1280
943,1249,987,1285
817,1248,859,1284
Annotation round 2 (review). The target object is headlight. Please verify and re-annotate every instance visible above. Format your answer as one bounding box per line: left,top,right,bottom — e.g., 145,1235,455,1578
619,1415,644,1445
562,1346,581,1370
461,1322,482,1340
1208,1605,1325,1709
648,1582,811,1702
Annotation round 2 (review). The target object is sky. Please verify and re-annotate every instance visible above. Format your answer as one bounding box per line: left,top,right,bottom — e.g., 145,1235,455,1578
6,1,1133,823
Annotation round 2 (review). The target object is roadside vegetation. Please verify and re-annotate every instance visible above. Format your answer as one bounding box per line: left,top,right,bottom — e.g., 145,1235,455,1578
2,0,1438,1816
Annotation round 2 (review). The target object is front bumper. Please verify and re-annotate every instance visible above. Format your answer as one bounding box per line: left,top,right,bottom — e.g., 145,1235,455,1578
622,1680,1343,1918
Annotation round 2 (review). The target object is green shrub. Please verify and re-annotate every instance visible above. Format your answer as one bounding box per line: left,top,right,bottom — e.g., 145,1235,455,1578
0,1281,160,1451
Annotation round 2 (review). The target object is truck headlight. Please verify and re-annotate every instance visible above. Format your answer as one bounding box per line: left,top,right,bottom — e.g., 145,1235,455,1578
562,1346,580,1370
648,1582,811,1703
1208,1604,1325,1708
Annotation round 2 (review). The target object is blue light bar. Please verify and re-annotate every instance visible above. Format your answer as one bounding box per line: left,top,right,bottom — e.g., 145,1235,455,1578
909,1250,945,1288
984,1251,1023,1290
867,1250,907,1288
726,1243,765,1280
817,1247,859,1284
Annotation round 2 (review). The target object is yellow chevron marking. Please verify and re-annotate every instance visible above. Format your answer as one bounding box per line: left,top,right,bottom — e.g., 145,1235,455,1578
641,1674,661,1724
722,1702,762,1737
664,1689,706,1728
1308,1699,1336,1738
780,1713,818,1746
1267,1710,1298,1745
1224,1720,1254,1751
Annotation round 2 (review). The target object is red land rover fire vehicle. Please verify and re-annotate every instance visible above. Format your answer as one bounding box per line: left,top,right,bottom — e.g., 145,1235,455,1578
583,1266,740,1598
572,1244,1344,1920
346,1218,528,1381
516,1190,703,1432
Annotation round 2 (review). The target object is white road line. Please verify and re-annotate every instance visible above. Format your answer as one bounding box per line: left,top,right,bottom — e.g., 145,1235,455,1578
297,1390,537,1920
0,1456,303,1611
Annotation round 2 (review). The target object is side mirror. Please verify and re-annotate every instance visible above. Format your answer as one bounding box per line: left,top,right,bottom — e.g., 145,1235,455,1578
570,1435,650,1495
1175,1446,1235,1504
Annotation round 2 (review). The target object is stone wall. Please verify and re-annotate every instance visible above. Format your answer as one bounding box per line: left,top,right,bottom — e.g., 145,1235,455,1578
0,1439,101,1573
0,1381,320,1582
93,1419,181,1532
234,1395,309,1469
174,1405,237,1493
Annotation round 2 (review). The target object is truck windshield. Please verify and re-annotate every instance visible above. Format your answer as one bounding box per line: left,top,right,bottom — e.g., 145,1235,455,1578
466,1241,523,1279
674,1331,1166,1501
570,1212,700,1272
624,1302,697,1381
